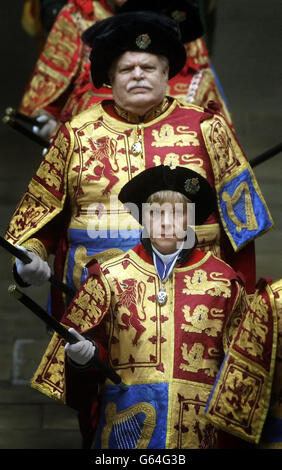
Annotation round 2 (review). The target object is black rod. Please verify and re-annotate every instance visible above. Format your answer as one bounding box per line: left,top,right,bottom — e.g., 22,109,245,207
8,284,128,391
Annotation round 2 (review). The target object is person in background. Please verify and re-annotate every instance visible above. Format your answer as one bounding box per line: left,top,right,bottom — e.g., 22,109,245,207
19,0,128,140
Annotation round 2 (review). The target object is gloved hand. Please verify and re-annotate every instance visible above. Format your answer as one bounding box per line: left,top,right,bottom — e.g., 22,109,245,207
32,112,57,140
15,246,51,286
65,328,96,366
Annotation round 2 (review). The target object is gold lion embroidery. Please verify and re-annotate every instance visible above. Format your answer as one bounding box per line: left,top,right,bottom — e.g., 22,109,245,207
180,343,220,377
153,153,206,177
249,294,269,321
6,193,49,242
153,152,180,168
182,270,231,297
216,367,258,418
152,124,199,147
36,142,66,191
236,311,269,359
48,362,65,390
66,281,104,331
181,305,224,336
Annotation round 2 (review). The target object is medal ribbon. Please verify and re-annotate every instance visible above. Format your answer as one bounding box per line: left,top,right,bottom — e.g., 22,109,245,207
152,245,183,283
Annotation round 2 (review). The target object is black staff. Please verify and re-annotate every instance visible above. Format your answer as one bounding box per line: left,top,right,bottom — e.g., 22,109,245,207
5,107,44,128
2,115,49,148
250,142,282,168
0,235,75,297
8,284,128,391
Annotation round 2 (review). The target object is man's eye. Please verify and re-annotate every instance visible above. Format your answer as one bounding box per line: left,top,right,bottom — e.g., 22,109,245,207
120,67,130,73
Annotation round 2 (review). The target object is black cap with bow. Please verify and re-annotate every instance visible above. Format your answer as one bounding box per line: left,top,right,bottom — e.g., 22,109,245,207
82,11,187,88
118,165,216,226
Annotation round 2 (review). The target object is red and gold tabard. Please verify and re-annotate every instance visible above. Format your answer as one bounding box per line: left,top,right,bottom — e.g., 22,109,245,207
19,0,113,120
6,98,272,319
30,246,277,448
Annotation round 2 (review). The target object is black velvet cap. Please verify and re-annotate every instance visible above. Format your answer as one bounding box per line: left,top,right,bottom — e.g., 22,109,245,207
82,11,187,88
118,165,216,226
118,0,204,43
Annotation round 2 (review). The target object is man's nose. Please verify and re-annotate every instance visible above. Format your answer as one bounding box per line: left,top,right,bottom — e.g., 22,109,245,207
133,66,144,79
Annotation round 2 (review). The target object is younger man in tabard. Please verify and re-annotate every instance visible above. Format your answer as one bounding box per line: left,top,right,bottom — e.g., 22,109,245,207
31,166,277,449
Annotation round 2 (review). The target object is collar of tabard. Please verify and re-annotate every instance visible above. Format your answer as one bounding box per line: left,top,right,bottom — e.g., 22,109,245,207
114,97,170,124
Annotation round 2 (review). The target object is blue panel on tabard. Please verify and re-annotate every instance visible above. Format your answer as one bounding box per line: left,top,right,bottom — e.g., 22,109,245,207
219,169,272,249
94,383,169,449
66,228,142,290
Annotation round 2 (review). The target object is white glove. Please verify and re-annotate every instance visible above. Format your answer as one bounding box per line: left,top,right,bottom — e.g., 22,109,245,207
15,246,51,286
32,113,57,139
65,328,96,366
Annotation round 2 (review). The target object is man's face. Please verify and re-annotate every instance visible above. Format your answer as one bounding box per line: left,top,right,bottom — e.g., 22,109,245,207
143,201,192,254
110,51,169,114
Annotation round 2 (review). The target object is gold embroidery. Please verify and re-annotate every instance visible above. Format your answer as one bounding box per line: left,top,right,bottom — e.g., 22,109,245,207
66,278,106,330
182,270,231,298
234,294,269,360
21,238,48,261
37,149,64,191
48,362,65,389
223,285,249,350
21,75,58,109
236,311,269,359
36,132,69,191
153,153,180,168
222,182,258,232
180,343,220,377
153,152,206,177
181,305,224,336
67,303,101,330
73,246,95,290
43,18,78,71
54,131,69,155
6,193,51,243
114,98,169,124
101,402,156,449
174,388,217,449
30,333,66,403
181,154,206,177
73,246,123,290
212,365,262,426
208,117,239,181
152,124,199,147
58,15,77,37
250,293,269,321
